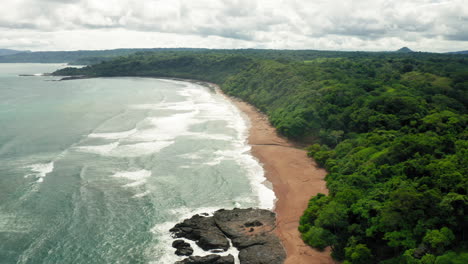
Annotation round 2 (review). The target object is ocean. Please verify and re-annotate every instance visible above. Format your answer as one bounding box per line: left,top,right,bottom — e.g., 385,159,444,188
0,64,275,264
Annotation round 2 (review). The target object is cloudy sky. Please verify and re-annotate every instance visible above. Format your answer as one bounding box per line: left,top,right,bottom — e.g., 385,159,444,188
1,0,467,52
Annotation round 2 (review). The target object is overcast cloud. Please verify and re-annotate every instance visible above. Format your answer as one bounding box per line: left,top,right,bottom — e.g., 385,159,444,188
0,0,467,52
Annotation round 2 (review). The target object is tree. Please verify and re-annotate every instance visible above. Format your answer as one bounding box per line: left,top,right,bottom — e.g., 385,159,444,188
301,226,336,250
423,228,455,254
344,244,373,264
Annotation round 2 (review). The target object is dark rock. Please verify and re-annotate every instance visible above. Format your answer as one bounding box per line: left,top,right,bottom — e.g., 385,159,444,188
198,232,229,252
232,235,267,250
244,220,263,227
173,240,190,248
239,244,285,264
171,208,286,264
213,208,276,238
175,254,234,264
214,208,286,264
170,214,230,251
216,255,235,264
213,208,275,249
172,240,194,256
176,247,194,256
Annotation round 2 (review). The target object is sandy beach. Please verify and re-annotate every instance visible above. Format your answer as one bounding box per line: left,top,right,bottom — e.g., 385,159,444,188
233,100,335,264
209,83,336,264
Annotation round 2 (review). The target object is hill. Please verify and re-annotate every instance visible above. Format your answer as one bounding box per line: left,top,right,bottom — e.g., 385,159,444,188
448,50,468,54
396,47,414,53
0,49,29,56
1,48,440,65
0,48,207,64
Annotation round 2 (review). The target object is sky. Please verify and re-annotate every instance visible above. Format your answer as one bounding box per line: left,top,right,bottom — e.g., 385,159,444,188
0,0,467,52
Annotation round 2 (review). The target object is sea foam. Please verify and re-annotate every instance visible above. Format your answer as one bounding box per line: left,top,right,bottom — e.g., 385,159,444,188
210,87,276,210
112,169,152,187
179,81,276,209
75,141,173,157
78,80,276,209
25,162,54,183
88,128,138,140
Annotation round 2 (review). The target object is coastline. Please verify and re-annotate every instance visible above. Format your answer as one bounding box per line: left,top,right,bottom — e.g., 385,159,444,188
54,75,335,263
209,83,335,264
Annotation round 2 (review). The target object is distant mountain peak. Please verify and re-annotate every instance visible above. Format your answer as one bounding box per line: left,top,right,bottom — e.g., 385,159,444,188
396,47,413,53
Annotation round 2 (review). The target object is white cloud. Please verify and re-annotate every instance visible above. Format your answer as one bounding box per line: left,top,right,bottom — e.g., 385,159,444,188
0,0,467,52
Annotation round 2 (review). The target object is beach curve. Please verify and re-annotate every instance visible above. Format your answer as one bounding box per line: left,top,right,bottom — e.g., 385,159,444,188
210,83,336,264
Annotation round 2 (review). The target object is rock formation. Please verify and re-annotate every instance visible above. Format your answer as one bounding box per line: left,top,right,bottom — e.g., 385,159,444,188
170,208,286,264
175,254,235,264
172,240,194,256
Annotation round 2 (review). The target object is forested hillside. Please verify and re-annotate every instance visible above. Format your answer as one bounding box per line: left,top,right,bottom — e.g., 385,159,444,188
53,51,468,264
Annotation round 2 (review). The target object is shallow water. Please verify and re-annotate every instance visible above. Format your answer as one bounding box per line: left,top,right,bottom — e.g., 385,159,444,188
0,64,274,264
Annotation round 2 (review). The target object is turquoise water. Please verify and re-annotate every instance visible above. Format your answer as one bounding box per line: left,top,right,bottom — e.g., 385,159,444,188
0,64,274,264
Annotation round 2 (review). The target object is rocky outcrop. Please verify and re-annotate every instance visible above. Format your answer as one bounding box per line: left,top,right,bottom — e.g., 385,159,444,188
175,254,235,264
214,209,286,264
170,215,230,251
172,240,194,256
170,208,286,264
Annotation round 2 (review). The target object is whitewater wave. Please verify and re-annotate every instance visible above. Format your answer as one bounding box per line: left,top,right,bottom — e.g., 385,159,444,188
207,85,276,210
24,162,54,183
75,141,173,157
173,81,276,209
130,101,195,111
132,190,151,198
112,169,152,187
88,128,138,140
201,145,275,209
76,80,275,210
75,142,119,156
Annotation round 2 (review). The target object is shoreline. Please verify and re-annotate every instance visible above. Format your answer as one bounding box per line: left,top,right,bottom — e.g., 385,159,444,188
209,83,335,264
159,78,335,263
54,75,335,263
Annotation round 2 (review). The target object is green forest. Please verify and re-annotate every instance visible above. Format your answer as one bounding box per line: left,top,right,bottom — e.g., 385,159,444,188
53,50,468,264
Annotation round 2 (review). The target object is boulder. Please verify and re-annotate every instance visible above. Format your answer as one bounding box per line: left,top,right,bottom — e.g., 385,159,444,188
175,254,235,264
172,240,194,256
238,243,286,264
